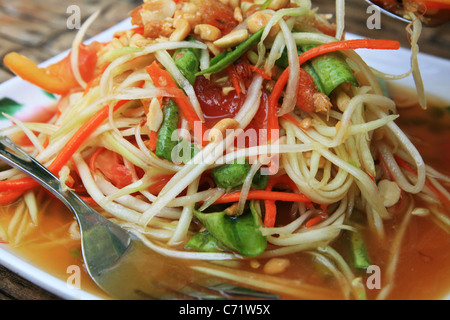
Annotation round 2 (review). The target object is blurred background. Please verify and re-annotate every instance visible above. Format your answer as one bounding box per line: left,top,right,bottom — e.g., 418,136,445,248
0,0,449,84
0,0,449,300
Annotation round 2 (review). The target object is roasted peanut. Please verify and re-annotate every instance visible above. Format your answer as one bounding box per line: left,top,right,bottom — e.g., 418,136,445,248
170,18,191,41
299,118,312,130
213,29,249,49
194,24,222,41
208,118,240,142
247,12,280,39
147,98,163,132
181,1,198,14
141,0,177,23
378,179,401,207
234,7,244,23
263,258,291,275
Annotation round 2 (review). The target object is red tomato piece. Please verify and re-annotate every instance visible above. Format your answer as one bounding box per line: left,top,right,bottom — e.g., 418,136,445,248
93,149,133,189
296,68,318,113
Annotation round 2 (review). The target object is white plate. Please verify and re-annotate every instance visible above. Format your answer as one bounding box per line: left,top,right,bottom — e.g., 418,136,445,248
0,19,449,300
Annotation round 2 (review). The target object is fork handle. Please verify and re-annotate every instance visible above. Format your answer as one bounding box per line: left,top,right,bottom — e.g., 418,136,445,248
0,136,75,205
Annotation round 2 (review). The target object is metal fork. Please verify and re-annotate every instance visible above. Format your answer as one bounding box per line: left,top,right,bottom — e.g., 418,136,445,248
0,136,278,300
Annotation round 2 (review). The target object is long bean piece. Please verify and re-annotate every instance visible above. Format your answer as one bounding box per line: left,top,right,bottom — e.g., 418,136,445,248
196,28,265,76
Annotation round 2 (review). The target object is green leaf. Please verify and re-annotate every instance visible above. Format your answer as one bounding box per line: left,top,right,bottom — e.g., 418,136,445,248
0,97,23,119
156,100,180,162
193,209,267,257
211,159,251,189
185,230,227,253
251,170,269,190
173,37,201,85
42,90,57,100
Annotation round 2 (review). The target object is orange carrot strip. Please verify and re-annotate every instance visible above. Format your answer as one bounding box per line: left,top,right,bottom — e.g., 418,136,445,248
226,65,242,98
263,175,300,227
213,190,310,206
149,130,158,151
250,65,271,80
305,214,327,228
395,155,450,208
281,114,302,127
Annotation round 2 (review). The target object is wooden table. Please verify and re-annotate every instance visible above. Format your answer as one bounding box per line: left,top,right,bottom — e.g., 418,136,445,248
0,0,449,300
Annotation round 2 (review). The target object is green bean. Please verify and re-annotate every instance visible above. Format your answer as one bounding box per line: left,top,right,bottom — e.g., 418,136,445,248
301,44,358,95
173,36,201,85
260,0,273,10
348,229,371,270
209,50,228,67
155,100,179,162
196,27,266,76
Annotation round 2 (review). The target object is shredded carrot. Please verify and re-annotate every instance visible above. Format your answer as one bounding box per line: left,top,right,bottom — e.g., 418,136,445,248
214,190,311,205
226,65,242,98
269,39,401,116
250,65,271,80
281,114,302,127
305,213,327,228
394,155,450,208
263,175,300,228
148,130,158,151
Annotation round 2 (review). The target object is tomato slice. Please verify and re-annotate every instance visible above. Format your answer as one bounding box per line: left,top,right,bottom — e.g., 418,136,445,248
195,75,244,129
93,149,133,189
196,0,238,34
296,68,318,113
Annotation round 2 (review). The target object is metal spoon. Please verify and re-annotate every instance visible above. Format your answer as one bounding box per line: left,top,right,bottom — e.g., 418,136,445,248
365,0,450,26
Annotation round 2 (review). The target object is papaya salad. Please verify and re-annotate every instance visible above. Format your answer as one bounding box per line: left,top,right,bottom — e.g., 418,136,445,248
1,0,450,300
